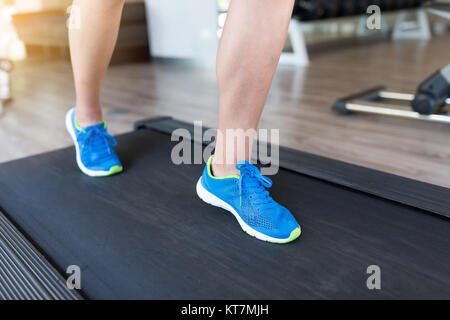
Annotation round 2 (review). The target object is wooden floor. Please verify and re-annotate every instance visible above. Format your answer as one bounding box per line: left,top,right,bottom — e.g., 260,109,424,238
1,33,449,187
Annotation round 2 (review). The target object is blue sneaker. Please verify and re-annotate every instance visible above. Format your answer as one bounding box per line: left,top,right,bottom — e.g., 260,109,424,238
196,155,301,244
65,107,123,177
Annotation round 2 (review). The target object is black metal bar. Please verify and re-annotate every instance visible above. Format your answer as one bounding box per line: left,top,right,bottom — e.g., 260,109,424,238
332,86,385,114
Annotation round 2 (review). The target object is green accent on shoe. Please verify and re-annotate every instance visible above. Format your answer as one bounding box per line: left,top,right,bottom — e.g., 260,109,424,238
271,227,301,244
94,165,123,177
74,115,85,133
74,114,107,133
207,155,240,180
107,165,123,176
240,226,301,244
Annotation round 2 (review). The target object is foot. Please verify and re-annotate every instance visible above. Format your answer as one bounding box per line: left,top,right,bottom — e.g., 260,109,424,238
65,107,123,177
197,155,301,244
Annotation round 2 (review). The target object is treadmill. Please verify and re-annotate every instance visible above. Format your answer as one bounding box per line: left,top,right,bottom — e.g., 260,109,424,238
0,117,449,299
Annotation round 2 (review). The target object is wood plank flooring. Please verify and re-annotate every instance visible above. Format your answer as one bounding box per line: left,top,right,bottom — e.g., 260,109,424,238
0,33,449,187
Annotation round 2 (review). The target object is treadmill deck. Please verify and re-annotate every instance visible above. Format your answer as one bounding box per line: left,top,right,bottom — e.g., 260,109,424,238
0,120,449,299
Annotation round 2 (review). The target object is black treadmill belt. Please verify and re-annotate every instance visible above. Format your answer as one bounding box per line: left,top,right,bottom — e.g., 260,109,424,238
138,118,450,217
0,124,449,299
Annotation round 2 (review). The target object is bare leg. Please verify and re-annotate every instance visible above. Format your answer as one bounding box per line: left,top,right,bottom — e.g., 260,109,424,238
212,0,294,177
69,0,124,126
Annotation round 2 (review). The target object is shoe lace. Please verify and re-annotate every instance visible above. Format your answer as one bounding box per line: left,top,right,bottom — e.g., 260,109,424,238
236,161,276,211
80,125,117,156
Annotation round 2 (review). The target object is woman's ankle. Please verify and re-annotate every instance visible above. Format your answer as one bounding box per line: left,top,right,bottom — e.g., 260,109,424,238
75,106,103,127
211,158,240,177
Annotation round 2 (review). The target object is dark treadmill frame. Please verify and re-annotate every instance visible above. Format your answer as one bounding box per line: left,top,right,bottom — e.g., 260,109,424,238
136,117,450,219
0,116,448,300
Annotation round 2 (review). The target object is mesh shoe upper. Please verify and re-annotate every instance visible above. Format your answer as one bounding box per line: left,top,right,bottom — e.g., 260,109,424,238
200,157,300,239
70,110,122,172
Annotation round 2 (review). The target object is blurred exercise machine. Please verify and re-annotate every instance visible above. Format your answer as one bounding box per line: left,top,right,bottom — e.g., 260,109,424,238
0,59,13,115
292,0,426,21
286,0,430,66
333,64,450,124
427,1,450,20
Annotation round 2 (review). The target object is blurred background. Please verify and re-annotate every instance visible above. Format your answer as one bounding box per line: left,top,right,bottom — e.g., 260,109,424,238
0,0,449,187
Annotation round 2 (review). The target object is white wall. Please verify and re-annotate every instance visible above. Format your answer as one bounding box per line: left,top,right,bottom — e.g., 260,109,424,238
145,0,219,61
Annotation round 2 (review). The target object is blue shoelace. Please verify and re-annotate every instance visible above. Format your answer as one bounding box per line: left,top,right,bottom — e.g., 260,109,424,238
236,161,276,210
78,125,117,157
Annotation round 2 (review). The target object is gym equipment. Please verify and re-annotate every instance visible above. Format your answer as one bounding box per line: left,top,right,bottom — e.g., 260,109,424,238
0,117,448,299
320,0,340,19
293,0,427,20
289,1,428,67
412,64,450,114
0,59,12,115
426,1,450,20
333,64,450,124
293,0,323,21
355,0,371,14
379,0,395,11
339,0,357,16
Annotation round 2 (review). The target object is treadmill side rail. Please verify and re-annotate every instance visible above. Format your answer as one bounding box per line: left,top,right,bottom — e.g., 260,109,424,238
0,210,83,300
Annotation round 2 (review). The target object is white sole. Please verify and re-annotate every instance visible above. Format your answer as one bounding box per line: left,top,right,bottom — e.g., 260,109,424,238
196,178,299,244
65,108,120,177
